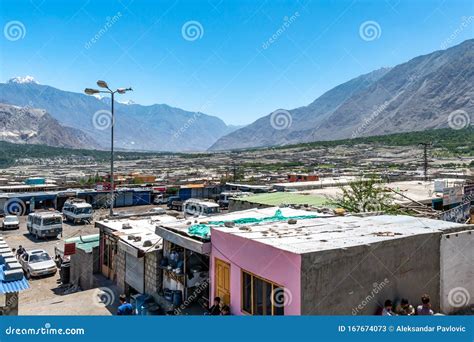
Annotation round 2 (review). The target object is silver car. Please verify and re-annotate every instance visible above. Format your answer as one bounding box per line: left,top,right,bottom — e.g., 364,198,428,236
18,249,57,278
2,215,20,230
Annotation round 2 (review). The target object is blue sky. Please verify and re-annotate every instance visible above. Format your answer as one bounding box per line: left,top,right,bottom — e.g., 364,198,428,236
1,0,473,125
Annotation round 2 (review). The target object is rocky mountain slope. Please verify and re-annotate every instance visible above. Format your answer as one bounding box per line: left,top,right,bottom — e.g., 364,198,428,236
0,103,99,149
0,79,234,151
210,39,474,150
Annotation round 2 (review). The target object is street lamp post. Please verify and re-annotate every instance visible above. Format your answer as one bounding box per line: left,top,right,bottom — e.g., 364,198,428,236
85,81,132,217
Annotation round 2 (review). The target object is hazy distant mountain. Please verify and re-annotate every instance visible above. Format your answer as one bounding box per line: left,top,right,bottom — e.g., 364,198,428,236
0,103,99,149
0,79,232,151
210,39,474,151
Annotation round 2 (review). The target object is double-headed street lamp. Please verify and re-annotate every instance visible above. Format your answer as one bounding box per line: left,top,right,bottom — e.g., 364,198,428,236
85,80,132,217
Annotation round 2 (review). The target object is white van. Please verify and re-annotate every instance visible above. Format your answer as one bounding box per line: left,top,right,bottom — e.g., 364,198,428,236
27,211,63,239
62,199,93,224
183,199,220,217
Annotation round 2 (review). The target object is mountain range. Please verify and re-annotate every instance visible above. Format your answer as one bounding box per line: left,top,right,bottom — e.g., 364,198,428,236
1,39,472,152
0,78,237,151
209,39,474,150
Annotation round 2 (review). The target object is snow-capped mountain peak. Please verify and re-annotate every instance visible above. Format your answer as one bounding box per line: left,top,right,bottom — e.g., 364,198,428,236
8,76,38,84
118,99,136,105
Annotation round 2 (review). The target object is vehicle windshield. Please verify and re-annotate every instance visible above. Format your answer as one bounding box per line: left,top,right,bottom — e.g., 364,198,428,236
4,216,18,222
42,217,62,225
75,207,92,214
29,252,51,263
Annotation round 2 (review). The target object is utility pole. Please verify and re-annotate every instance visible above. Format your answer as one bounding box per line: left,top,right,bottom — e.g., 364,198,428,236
419,142,431,181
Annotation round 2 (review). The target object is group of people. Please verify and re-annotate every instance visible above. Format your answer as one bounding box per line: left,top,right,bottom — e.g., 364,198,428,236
117,295,231,316
382,294,434,316
208,297,230,316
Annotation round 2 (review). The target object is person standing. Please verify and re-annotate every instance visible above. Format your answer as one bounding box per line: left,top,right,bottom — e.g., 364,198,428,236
117,294,134,315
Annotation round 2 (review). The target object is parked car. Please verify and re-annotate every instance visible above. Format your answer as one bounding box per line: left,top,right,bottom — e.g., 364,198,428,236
1,215,20,230
18,249,57,278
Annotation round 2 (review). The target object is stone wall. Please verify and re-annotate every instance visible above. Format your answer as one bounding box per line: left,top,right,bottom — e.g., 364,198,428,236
114,248,126,294
144,249,163,298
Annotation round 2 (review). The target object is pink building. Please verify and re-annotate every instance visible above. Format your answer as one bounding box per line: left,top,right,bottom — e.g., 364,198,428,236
209,209,471,315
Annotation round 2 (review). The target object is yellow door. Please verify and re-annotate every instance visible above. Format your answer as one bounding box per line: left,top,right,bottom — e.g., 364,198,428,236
215,258,231,305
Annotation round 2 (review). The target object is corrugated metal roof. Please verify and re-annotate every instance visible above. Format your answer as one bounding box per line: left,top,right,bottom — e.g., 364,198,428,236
0,265,29,294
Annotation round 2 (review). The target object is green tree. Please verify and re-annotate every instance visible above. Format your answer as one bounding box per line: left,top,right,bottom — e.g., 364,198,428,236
329,177,401,214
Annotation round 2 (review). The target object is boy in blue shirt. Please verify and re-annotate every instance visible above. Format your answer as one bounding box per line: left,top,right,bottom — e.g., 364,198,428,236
117,294,134,315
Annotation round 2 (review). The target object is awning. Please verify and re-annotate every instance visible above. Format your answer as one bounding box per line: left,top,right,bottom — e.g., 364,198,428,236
156,226,211,255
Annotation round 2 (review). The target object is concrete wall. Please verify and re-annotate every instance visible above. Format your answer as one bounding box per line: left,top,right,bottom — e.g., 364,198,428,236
70,248,97,290
144,249,163,298
114,248,126,294
440,230,474,314
300,232,447,315
228,199,270,212
211,228,302,315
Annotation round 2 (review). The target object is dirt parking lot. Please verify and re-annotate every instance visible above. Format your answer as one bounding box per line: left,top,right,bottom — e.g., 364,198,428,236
1,205,158,315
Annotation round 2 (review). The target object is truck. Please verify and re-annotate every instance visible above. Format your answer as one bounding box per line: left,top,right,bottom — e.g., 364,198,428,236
62,198,93,224
167,195,183,211
27,210,63,239
183,199,220,217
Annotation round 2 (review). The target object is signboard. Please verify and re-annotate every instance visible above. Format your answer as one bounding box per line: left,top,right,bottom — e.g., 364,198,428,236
64,242,76,256
441,202,471,223
442,186,463,206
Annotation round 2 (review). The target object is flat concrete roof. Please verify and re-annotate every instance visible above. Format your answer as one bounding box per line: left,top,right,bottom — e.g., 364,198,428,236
272,177,356,189
96,215,178,252
212,211,471,255
298,180,451,204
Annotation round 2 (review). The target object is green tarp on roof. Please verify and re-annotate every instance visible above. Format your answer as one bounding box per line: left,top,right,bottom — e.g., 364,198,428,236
188,209,318,238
